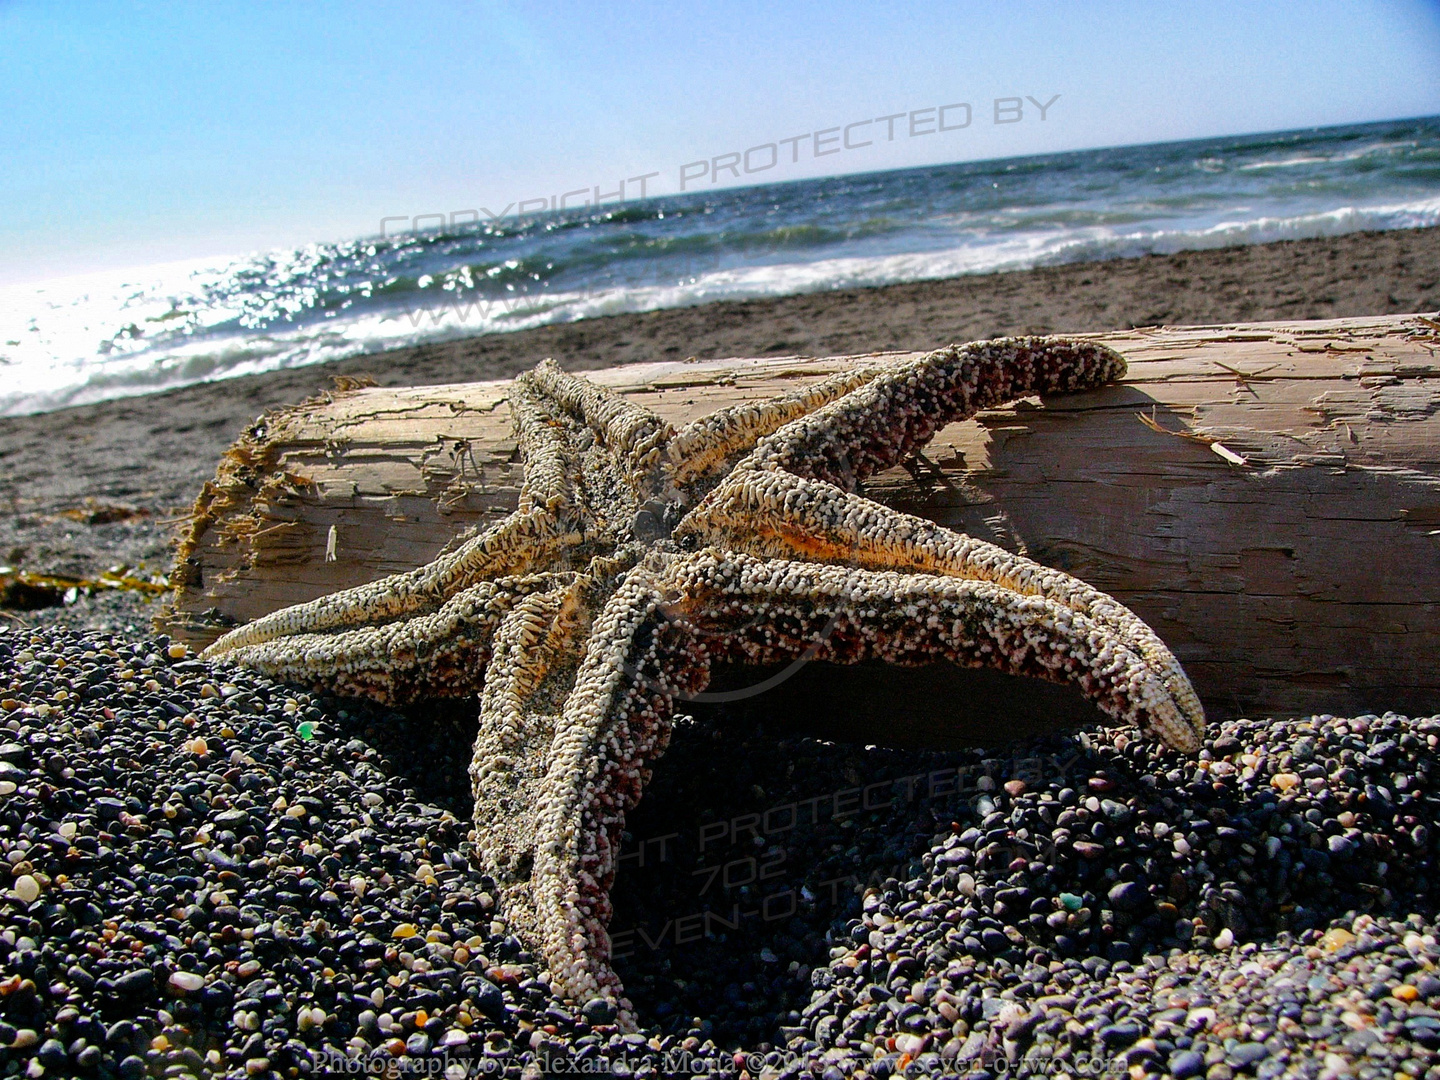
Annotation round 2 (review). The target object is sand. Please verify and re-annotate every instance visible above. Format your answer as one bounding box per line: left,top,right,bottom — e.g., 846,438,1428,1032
3,230,1440,1077
0,226,1436,627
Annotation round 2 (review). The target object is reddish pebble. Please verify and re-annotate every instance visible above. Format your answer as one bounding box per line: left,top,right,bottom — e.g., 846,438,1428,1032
1088,777,1114,793
1004,780,1027,796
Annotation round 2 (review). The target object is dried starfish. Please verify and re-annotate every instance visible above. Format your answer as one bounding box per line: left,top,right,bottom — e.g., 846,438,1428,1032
203,337,1204,1025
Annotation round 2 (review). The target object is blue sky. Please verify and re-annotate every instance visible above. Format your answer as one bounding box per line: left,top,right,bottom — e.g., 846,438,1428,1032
2,0,1438,284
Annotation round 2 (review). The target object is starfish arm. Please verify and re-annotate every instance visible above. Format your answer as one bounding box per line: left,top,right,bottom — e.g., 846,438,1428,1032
739,336,1126,489
201,371,596,659
201,508,579,657
519,560,707,1021
661,365,884,487
510,372,581,515
527,359,675,479
675,468,1204,744
204,573,567,701
471,575,594,942
671,549,1201,753
205,373,594,658
203,343,1213,1025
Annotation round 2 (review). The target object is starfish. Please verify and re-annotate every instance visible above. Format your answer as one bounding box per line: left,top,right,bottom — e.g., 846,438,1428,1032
202,337,1204,1024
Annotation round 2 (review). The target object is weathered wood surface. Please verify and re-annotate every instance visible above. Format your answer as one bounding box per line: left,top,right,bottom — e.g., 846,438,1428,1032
161,314,1440,721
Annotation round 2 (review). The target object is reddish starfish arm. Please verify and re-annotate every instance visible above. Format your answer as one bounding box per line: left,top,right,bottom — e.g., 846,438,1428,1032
676,469,1203,749
514,545,1199,1021
741,336,1127,487
674,336,1202,744
669,549,1200,751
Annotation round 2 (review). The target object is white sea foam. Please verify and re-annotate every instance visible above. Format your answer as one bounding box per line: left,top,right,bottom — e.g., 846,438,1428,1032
2,128,1437,417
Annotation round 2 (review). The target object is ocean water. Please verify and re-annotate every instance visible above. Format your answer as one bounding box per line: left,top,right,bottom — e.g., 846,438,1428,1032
3,116,1438,417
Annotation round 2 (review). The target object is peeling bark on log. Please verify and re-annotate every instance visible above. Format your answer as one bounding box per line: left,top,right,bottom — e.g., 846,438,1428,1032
160,314,1440,721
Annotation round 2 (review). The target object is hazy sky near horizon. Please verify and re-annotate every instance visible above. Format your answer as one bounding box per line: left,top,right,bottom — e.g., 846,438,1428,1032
2,0,1439,285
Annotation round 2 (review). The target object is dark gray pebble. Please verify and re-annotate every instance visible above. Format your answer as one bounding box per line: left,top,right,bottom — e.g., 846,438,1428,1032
1171,1048,1206,1078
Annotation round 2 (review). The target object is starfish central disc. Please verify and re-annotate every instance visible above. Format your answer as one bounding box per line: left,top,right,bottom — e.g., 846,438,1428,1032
203,337,1205,1025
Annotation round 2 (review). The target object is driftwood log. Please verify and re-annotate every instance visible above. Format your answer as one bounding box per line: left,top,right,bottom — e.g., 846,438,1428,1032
160,313,1440,723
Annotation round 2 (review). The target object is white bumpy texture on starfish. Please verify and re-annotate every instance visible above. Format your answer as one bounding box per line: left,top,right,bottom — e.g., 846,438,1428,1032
203,337,1205,1025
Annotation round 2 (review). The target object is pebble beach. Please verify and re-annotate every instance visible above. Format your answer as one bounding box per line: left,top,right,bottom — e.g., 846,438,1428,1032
2,229,1440,1079
5,626,1440,1079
